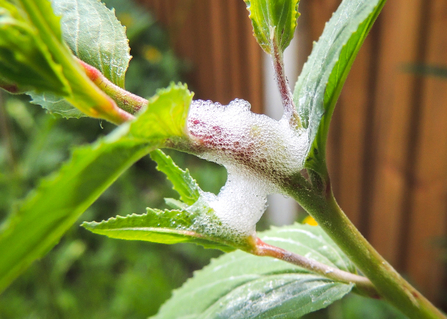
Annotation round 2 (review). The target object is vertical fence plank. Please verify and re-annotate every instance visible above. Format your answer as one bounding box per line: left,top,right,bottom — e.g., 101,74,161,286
336,37,373,229
405,0,447,303
244,12,264,113
140,0,263,112
209,1,227,103
367,0,425,269
227,0,244,99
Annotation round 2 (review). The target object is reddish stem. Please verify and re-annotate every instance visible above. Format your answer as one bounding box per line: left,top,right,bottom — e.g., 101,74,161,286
77,59,148,115
253,237,380,298
272,44,301,129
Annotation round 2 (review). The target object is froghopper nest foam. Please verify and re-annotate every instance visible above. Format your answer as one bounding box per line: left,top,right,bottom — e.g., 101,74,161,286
186,99,309,236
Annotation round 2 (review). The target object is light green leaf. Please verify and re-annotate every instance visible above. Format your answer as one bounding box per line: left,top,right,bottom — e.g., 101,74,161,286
293,0,386,174
150,149,200,206
244,0,300,54
51,0,131,88
83,147,254,252
28,0,132,118
0,83,192,293
0,0,69,94
153,223,355,319
29,91,84,119
82,206,239,252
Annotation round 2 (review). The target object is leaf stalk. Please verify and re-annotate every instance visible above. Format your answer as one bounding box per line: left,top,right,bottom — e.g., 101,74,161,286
253,237,380,299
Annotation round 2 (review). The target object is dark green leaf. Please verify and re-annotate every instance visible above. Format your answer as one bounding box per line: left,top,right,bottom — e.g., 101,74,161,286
0,1,69,94
153,223,355,319
0,83,192,293
244,0,300,54
293,0,386,174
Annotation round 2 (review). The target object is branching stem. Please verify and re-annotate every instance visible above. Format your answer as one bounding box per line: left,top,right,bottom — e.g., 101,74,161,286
253,237,380,298
283,173,447,319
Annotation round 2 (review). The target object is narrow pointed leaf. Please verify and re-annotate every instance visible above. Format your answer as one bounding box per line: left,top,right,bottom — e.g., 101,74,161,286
153,223,355,319
82,207,238,252
244,0,300,54
83,146,257,252
150,149,200,206
293,0,386,174
0,84,192,293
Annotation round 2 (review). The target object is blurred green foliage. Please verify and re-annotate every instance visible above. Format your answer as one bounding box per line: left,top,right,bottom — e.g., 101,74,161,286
0,1,224,318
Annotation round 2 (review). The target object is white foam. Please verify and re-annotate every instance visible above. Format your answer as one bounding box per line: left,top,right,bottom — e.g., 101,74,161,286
186,99,309,235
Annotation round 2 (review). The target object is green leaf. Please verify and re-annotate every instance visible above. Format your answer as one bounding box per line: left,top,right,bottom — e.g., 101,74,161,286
0,83,192,293
0,0,131,122
51,0,131,88
293,0,386,174
153,223,355,319
28,91,84,119
82,206,239,253
28,0,132,118
83,147,254,252
0,1,69,94
150,150,200,206
244,0,300,54
83,144,264,252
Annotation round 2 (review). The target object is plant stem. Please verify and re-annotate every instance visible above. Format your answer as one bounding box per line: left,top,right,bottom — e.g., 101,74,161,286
77,59,148,115
253,237,379,298
271,43,301,129
284,175,446,319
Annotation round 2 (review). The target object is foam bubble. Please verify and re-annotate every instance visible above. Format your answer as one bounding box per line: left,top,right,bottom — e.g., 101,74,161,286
186,99,309,235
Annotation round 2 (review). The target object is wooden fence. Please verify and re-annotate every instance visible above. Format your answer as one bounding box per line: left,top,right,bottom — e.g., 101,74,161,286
141,0,447,305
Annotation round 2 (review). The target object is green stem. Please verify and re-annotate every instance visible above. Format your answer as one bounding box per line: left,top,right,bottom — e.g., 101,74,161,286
284,174,446,319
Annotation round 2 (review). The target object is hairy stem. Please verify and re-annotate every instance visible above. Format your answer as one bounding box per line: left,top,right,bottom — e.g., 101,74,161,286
272,43,301,129
77,59,148,115
284,175,446,319
253,237,379,298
